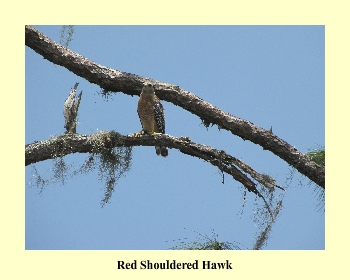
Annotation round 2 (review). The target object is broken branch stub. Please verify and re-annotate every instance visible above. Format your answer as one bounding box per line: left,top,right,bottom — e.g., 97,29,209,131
64,83,82,133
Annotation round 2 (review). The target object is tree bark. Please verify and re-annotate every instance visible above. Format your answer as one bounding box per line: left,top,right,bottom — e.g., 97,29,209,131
25,25,325,188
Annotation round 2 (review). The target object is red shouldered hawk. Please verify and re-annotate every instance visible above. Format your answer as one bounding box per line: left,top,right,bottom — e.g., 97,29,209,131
136,84,168,157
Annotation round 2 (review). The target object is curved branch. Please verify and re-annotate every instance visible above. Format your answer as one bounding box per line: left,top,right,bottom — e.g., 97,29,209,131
25,25,324,188
25,131,282,196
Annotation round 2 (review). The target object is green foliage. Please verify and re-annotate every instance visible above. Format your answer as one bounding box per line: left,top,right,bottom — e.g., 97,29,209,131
306,146,325,212
59,25,75,47
169,229,247,250
252,185,284,250
306,146,325,166
285,146,325,213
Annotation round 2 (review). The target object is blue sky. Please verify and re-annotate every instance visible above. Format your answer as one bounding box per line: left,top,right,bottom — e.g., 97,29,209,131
25,25,324,250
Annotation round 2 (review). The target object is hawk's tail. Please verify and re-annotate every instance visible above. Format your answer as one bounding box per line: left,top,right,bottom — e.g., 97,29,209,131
155,146,168,157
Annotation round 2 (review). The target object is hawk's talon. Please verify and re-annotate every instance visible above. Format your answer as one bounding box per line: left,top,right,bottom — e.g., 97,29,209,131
147,131,160,135
134,131,143,137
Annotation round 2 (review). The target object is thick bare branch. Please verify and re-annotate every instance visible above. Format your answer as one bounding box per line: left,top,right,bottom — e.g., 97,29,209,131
25,25,324,188
25,132,282,196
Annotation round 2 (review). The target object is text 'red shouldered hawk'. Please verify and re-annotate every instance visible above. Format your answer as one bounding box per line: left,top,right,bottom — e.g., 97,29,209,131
136,84,168,157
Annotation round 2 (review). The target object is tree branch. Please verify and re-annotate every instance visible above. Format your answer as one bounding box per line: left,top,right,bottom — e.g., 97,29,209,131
25,131,283,196
25,25,324,188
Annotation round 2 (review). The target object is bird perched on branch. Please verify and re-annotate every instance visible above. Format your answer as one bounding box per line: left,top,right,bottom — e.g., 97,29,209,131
135,84,168,157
